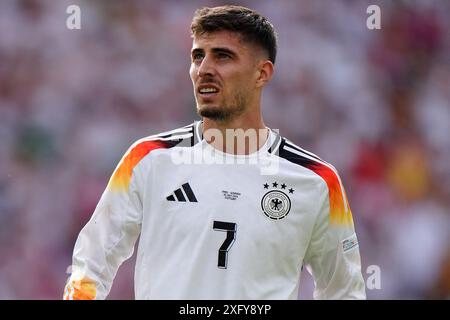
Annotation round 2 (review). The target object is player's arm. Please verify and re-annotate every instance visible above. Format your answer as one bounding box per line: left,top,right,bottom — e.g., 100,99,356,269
303,171,366,300
63,141,151,300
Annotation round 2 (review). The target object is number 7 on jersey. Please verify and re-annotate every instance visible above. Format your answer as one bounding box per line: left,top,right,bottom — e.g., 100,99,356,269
213,221,237,269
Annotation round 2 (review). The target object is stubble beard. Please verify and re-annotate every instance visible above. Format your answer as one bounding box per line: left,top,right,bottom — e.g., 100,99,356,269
196,92,247,123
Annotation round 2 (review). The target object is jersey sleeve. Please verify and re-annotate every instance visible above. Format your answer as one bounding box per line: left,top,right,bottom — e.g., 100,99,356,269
303,169,366,300
63,140,164,300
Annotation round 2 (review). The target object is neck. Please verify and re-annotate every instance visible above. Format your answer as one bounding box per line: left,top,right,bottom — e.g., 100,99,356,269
201,110,269,155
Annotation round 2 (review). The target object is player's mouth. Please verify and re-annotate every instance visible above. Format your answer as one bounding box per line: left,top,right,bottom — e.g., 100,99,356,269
197,84,220,99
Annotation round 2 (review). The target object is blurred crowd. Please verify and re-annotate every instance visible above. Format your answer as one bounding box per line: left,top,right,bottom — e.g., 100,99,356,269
0,0,449,299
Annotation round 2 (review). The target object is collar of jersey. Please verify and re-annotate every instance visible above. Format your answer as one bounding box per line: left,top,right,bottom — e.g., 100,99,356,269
195,121,275,159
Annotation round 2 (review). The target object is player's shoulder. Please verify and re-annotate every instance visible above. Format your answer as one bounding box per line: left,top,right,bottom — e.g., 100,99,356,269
278,137,325,165
116,121,201,170
277,136,353,225
128,121,201,153
276,136,343,186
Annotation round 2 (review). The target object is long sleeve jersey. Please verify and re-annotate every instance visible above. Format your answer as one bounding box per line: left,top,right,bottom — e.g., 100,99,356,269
63,121,366,300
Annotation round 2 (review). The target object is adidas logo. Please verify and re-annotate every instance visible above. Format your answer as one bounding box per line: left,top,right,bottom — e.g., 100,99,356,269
166,183,198,202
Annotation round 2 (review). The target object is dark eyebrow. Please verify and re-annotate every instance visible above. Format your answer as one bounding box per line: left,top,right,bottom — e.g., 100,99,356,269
191,47,236,57
211,47,236,56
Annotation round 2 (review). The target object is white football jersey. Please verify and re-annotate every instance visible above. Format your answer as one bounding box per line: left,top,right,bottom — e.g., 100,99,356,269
64,121,366,300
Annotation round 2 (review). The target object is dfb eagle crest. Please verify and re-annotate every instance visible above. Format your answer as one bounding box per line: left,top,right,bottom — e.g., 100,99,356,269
261,181,293,220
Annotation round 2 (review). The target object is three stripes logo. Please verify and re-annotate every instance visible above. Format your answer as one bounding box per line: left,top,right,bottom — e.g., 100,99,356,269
166,183,198,202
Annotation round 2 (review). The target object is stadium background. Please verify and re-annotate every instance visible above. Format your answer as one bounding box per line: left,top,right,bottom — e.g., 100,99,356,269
0,0,449,299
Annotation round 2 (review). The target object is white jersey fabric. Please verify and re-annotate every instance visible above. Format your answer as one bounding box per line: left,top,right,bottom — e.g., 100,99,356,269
64,121,366,300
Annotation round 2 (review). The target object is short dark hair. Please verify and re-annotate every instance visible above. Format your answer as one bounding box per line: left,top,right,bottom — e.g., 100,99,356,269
190,5,278,64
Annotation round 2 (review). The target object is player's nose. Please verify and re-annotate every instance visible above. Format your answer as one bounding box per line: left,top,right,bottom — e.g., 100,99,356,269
197,55,216,78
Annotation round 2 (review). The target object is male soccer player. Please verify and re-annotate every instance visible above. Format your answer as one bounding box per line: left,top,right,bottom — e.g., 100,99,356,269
64,5,366,300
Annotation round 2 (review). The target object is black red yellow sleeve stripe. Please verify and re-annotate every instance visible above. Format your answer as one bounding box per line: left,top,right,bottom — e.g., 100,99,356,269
108,140,169,192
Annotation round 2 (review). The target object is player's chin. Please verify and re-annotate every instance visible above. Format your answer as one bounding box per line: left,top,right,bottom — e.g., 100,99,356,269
197,105,228,120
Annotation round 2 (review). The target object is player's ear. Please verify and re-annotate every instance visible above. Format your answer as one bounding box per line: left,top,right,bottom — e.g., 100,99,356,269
255,59,274,88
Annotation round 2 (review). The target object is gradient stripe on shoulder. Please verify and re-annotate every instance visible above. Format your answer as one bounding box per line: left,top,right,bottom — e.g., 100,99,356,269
108,130,193,192
279,139,353,226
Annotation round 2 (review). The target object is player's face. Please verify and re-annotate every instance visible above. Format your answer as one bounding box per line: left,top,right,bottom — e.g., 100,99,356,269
190,31,261,121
